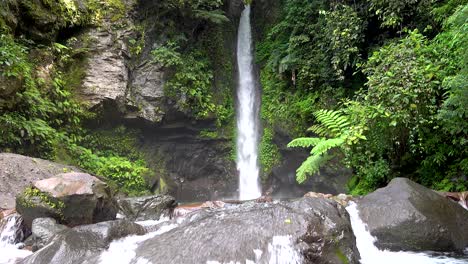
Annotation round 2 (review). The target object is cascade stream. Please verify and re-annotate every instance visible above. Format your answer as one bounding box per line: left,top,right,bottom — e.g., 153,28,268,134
236,5,261,201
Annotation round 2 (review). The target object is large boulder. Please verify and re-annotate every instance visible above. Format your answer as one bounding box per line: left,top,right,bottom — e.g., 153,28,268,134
0,153,80,209
118,195,177,221
358,177,468,252
20,220,146,264
133,198,359,264
16,172,118,227
18,198,359,264
27,218,68,251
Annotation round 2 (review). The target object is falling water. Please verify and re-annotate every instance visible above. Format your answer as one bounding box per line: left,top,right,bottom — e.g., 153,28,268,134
0,214,32,264
346,202,468,264
236,5,261,200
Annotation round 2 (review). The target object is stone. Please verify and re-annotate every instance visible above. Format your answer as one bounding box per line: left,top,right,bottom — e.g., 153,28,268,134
128,62,167,122
29,218,68,251
117,195,177,221
80,28,129,108
20,220,146,264
16,172,117,227
19,198,360,264
133,197,360,264
438,191,468,210
358,177,468,252
0,153,80,209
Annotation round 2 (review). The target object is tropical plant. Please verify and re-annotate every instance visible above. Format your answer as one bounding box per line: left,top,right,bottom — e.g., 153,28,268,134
288,109,367,183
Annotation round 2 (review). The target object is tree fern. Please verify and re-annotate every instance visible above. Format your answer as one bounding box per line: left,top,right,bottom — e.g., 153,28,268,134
289,109,364,183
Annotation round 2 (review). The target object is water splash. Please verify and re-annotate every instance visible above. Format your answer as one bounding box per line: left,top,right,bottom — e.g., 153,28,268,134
346,202,468,264
267,235,302,264
99,216,175,264
0,214,32,264
236,5,261,201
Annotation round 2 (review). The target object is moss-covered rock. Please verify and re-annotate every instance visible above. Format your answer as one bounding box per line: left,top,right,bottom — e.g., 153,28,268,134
16,172,118,227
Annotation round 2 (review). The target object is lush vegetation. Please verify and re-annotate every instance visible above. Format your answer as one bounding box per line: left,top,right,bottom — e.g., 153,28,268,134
0,0,150,195
143,0,234,126
258,0,468,193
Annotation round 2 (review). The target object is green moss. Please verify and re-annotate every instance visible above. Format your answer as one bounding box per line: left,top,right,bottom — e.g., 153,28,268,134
19,187,65,219
335,248,349,264
259,126,281,180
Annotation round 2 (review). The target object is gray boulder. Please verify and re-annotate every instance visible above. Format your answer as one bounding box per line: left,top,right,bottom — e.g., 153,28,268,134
18,198,359,264
16,172,118,227
0,153,80,209
118,194,177,221
132,198,360,264
358,177,468,252
20,220,146,264
28,218,68,251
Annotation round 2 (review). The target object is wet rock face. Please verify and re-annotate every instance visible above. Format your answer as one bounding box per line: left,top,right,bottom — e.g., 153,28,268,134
27,218,68,251
140,128,237,202
16,172,118,227
0,153,80,209
20,220,145,264
358,177,468,252
133,198,360,264
80,27,130,108
117,195,177,221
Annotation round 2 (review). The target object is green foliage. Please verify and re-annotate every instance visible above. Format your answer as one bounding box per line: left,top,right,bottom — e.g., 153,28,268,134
68,144,150,196
0,32,151,196
151,41,217,119
367,0,433,28
19,187,66,219
288,110,366,183
0,34,88,158
320,4,364,80
80,126,144,161
259,126,281,179
161,0,227,23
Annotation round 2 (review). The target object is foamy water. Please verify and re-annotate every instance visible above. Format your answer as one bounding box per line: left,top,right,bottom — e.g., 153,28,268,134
236,5,261,201
346,202,468,264
0,214,32,264
99,216,175,264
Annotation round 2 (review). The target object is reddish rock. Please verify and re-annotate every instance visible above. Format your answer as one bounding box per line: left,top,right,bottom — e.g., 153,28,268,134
16,172,117,227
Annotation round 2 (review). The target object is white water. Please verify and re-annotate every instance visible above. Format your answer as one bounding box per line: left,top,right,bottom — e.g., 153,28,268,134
0,214,32,264
99,216,175,264
236,5,261,201
346,202,468,264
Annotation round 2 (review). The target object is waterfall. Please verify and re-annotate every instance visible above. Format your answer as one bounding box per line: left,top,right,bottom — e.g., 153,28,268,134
345,202,468,264
236,5,261,200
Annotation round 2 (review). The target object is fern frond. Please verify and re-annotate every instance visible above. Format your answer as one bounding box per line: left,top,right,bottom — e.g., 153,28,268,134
312,109,350,137
287,137,322,148
308,124,329,137
296,154,331,183
310,137,345,155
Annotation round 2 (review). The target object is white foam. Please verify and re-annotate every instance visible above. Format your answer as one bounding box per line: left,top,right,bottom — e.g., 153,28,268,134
99,217,176,264
346,202,468,264
0,215,32,264
267,235,302,264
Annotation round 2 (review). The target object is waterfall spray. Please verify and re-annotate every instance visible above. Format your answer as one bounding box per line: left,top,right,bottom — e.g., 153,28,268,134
236,5,261,200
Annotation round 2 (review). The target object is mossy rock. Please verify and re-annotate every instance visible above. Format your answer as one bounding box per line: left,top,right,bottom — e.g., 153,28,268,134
16,173,118,227
16,187,65,228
